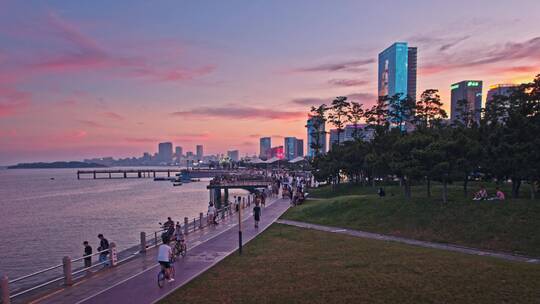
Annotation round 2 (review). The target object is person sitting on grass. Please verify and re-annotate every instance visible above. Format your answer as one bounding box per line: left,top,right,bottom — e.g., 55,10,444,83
495,187,505,200
473,186,488,200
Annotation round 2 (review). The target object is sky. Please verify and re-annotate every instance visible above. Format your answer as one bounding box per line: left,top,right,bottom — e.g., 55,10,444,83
1,0,539,165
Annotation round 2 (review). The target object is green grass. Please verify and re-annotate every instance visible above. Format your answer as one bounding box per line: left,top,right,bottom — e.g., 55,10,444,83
161,224,540,304
285,183,540,257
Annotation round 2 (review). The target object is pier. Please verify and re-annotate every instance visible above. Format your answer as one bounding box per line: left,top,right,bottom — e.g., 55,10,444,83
76,168,238,180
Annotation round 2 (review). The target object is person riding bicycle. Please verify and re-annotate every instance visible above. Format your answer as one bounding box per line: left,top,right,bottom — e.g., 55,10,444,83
163,217,175,238
157,235,174,282
174,222,185,249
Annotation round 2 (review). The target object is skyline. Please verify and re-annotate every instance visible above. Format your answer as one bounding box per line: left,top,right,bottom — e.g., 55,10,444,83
1,1,540,164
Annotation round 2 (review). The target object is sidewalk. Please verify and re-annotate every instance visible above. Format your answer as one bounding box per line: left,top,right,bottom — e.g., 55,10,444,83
25,198,290,304
276,219,540,264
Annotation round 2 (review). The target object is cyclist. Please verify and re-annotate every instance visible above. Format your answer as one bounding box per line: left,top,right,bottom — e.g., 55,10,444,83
157,235,174,282
163,217,175,239
174,222,186,254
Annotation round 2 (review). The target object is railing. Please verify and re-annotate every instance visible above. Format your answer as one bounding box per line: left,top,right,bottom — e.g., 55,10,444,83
0,193,266,303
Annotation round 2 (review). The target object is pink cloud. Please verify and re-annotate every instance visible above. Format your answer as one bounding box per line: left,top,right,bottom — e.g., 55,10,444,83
172,132,211,142
291,59,374,73
78,120,104,128
103,111,124,120
0,87,31,117
328,79,370,87
170,106,304,121
7,12,215,83
421,36,540,75
125,137,158,144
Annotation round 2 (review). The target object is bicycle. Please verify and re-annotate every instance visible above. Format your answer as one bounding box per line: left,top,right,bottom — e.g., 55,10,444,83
174,240,187,258
157,260,175,288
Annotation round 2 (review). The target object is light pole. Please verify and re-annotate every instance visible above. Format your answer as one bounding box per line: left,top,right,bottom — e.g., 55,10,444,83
238,199,243,255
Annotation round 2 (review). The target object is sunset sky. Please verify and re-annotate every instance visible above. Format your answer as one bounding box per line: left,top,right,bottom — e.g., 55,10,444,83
1,0,539,165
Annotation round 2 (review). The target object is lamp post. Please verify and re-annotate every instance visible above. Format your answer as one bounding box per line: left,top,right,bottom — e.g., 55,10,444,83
238,199,243,255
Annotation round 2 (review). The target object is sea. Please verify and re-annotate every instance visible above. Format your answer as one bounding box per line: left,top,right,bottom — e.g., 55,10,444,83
0,167,247,283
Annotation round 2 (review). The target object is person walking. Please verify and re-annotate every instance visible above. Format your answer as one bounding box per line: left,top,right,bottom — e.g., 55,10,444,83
83,241,92,268
97,234,110,266
253,202,261,228
208,203,218,225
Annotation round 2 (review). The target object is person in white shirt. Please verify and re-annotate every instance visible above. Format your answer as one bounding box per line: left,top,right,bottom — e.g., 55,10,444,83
208,203,218,225
157,236,174,282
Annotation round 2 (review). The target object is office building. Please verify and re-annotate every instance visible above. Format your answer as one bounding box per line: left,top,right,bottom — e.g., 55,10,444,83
306,116,326,157
227,150,239,162
330,125,375,148
407,47,417,101
175,146,183,159
284,137,299,160
196,145,203,160
450,80,483,124
296,139,304,157
378,42,417,99
158,142,173,163
486,84,517,105
329,129,345,149
259,137,271,159
378,42,417,125
270,146,284,159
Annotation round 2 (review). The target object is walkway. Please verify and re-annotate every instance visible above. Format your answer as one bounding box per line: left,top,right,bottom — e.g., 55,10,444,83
25,198,290,304
276,219,540,264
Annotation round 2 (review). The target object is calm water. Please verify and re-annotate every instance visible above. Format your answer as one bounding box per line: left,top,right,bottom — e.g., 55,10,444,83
0,168,246,281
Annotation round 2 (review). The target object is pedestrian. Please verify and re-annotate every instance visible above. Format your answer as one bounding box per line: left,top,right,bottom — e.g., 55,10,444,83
97,234,110,266
253,202,261,228
208,203,218,225
83,241,92,268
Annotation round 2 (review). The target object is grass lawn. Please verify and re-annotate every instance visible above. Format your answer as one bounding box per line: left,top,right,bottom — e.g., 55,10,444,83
161,224,540,304
283,183,540,257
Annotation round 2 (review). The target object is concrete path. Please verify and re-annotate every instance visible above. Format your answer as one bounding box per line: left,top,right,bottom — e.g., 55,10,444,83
277,219,540,264
26,198,290,304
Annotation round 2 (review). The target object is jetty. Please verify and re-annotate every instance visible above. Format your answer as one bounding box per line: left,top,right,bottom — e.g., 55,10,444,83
76,168,238,180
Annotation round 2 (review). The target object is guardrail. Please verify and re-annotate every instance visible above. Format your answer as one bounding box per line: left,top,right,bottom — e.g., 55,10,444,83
0,192,272,304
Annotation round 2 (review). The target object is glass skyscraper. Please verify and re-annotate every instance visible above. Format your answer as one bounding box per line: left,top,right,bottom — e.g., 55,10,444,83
450,80,483,124
378,42,417,126
259,137,271,159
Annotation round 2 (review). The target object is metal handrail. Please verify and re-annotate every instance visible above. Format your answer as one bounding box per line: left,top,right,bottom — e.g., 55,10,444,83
10,276,64,299
8,263,63,284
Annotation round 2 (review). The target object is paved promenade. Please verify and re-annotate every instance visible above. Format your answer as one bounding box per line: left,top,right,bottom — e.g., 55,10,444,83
277,219,540,264
25,198,290,304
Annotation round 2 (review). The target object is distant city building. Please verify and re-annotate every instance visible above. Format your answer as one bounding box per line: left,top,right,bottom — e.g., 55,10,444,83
407,47,417,101
450,80,483,124
196,145,203,160
296,139,304,157
378,42,417,125
227,150,239,162
175,146,183,159
284,137,300,160
270,146,284,159
306,116,326,157
330,124,375,148
259,137,271,159
142,152,151,162
186,151,194,159
329,129,345,149
158,142,173,163
486,84,517,105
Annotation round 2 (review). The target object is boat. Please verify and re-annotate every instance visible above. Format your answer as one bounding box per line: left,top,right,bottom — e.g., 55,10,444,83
173,182,183,186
